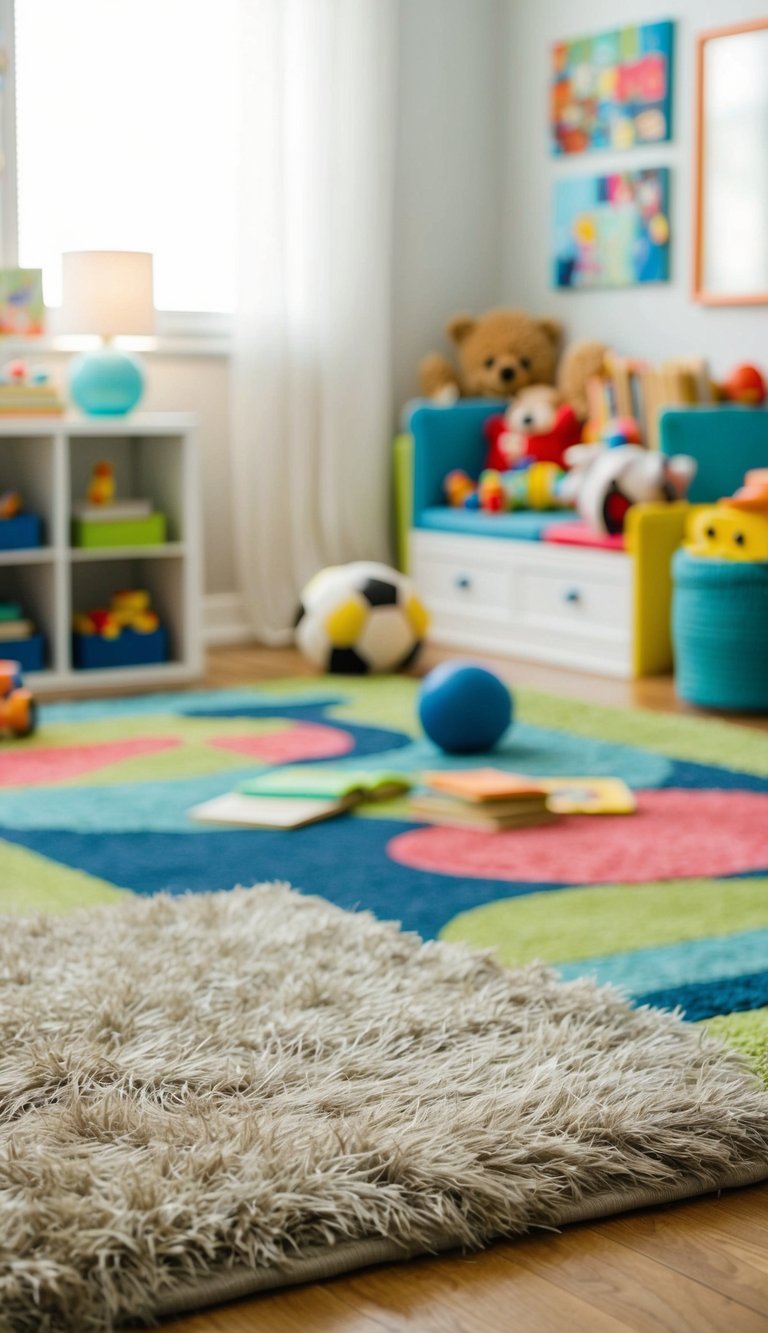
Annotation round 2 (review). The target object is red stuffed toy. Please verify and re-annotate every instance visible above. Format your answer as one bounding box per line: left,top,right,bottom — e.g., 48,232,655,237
483,385,582,471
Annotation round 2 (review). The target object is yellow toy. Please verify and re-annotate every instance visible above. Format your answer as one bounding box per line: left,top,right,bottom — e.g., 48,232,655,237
87,460,116,506
74,590,160,638
685,470,768,562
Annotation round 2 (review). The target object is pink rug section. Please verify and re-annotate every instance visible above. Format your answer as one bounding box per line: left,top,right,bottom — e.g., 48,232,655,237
389,789,768,884
209,721,354,765
0,737,182,788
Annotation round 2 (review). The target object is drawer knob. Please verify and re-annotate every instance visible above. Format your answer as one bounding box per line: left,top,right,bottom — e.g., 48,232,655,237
563,587,581,604
455,575,472,590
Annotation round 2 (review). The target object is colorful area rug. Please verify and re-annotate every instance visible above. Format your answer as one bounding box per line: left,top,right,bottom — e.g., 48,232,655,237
1,676,767,1081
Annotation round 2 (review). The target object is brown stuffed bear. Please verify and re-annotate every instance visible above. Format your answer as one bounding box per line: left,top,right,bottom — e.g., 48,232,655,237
419,308,563,404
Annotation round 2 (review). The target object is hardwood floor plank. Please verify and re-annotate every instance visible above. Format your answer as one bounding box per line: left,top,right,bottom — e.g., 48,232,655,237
497,1228,767,1332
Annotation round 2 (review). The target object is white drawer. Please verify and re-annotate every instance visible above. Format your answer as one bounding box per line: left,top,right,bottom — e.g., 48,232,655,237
517,564,631,638
414,551,508,620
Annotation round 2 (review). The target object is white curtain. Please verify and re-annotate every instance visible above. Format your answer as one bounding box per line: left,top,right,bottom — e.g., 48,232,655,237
231,0,398,644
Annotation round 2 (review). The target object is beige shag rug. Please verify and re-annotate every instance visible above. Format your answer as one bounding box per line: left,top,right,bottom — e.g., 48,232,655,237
1,885,767,1331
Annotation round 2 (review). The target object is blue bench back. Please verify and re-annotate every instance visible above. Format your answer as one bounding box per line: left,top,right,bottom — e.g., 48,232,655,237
660,406,768,503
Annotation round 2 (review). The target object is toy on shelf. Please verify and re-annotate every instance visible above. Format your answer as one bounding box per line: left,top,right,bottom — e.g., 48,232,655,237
0,487,43,550
445,460,570,514
484,385,583,471
720,364,766,407
685,470,768,562
73,589,166,670
0,360,65,416
562,442,696,536
0,659,36,738
72,462,166,548
295,562,429,674
87,460,116,506
0,600,45,672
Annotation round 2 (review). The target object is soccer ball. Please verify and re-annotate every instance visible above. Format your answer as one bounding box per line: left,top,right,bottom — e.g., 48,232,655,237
295,562,429,674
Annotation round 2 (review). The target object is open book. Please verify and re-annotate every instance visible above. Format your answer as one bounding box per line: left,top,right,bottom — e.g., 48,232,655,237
188,768,411,830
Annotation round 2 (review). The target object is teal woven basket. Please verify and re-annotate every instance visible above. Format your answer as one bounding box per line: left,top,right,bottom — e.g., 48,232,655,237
672,549,768,711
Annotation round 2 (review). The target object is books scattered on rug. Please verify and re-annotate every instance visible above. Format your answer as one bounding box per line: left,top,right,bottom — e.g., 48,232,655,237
189,768,412,830
409,768,636,830
540,776,636,815
410,768,555,831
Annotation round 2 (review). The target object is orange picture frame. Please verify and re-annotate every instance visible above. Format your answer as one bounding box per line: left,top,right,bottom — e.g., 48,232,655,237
692,18,768,305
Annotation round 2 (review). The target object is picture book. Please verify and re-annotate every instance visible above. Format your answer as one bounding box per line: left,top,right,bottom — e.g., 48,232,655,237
540,777,636,815
190,768,412,831
238,767,411,802
188,793,349,830
408,793,556,832
421,768,549,803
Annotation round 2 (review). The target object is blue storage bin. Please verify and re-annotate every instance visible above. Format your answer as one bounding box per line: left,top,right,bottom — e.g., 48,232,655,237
73,626,167,671
0,513,43,550
672,549,768,711
1,634,46,673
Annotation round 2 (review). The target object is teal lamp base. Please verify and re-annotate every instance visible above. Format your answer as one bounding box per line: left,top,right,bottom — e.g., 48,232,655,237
69,348,145,416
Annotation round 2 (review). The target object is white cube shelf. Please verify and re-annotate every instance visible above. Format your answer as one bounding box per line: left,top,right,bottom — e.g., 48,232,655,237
0,413,203,691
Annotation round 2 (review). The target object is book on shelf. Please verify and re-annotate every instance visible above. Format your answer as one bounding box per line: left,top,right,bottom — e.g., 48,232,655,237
190,767,412,830
0,384,65,414
0,618,34,641
72,499,154,522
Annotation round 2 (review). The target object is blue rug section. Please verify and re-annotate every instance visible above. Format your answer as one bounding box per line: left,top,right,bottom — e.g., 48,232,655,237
659,759,768,792
637,968,768,1021
38,688,348,724
556,929,768,996
0,820,570,939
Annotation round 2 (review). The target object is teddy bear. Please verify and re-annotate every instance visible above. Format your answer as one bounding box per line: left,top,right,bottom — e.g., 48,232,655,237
419,308,563,404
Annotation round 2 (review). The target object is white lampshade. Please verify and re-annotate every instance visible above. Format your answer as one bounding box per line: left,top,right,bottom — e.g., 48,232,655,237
59,251,155,338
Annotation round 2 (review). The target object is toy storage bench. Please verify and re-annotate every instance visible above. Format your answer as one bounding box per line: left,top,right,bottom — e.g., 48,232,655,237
404,402,690,680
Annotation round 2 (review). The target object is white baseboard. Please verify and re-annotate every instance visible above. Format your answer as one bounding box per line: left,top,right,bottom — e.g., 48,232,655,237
203,592,254,646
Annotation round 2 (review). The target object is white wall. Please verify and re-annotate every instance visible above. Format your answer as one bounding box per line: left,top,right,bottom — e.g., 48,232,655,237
391,0,506,411
504,0,768,375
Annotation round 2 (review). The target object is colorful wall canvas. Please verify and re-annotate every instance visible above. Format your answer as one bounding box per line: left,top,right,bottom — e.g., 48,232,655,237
551,21,674,154
553,169,671,290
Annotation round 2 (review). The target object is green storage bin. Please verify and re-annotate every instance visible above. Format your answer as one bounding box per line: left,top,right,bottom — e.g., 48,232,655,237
72,513,167,548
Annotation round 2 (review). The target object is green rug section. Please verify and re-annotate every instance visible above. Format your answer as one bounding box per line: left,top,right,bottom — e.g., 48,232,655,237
0,840,124,914
518,689,768,776
440,878,768,965
700,1008,768,1086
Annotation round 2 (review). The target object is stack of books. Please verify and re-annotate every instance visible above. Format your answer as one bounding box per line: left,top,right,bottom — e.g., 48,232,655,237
0,600,35,644
0,382,65,415
409,768,556,831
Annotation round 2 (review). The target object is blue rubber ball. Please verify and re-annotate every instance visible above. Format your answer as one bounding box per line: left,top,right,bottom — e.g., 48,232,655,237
418,661,513,754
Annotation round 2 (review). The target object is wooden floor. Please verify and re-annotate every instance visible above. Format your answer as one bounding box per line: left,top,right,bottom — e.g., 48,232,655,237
162,643,768,1333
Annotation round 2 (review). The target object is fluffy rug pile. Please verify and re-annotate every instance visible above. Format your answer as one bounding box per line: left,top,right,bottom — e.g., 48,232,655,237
1,885,766,1330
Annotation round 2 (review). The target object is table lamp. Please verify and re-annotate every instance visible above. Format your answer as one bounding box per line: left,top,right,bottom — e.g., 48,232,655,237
59,251,155,416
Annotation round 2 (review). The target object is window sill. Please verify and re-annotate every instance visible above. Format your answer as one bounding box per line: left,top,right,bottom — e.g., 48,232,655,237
0,333,232,359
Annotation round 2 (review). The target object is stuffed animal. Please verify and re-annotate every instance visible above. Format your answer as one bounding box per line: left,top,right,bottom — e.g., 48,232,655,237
562,444,696,536
445,462,569,514
419,308,563,404
484,385,583,471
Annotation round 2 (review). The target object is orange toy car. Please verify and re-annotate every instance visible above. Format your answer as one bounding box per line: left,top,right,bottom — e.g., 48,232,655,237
0,659,36,738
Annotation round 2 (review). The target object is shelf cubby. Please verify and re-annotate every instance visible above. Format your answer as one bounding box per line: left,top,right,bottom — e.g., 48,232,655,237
0,414,202,691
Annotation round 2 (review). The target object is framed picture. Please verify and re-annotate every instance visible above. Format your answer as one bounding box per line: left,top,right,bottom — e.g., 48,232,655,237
693,19,768,304
553,169,671,290
0,269,45,336
551,21,675,154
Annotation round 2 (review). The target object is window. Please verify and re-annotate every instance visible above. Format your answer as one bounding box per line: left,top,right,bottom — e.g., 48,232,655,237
14,0,239,316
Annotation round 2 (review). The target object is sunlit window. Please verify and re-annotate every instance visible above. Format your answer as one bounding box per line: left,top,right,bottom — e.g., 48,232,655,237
15,0,239,312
